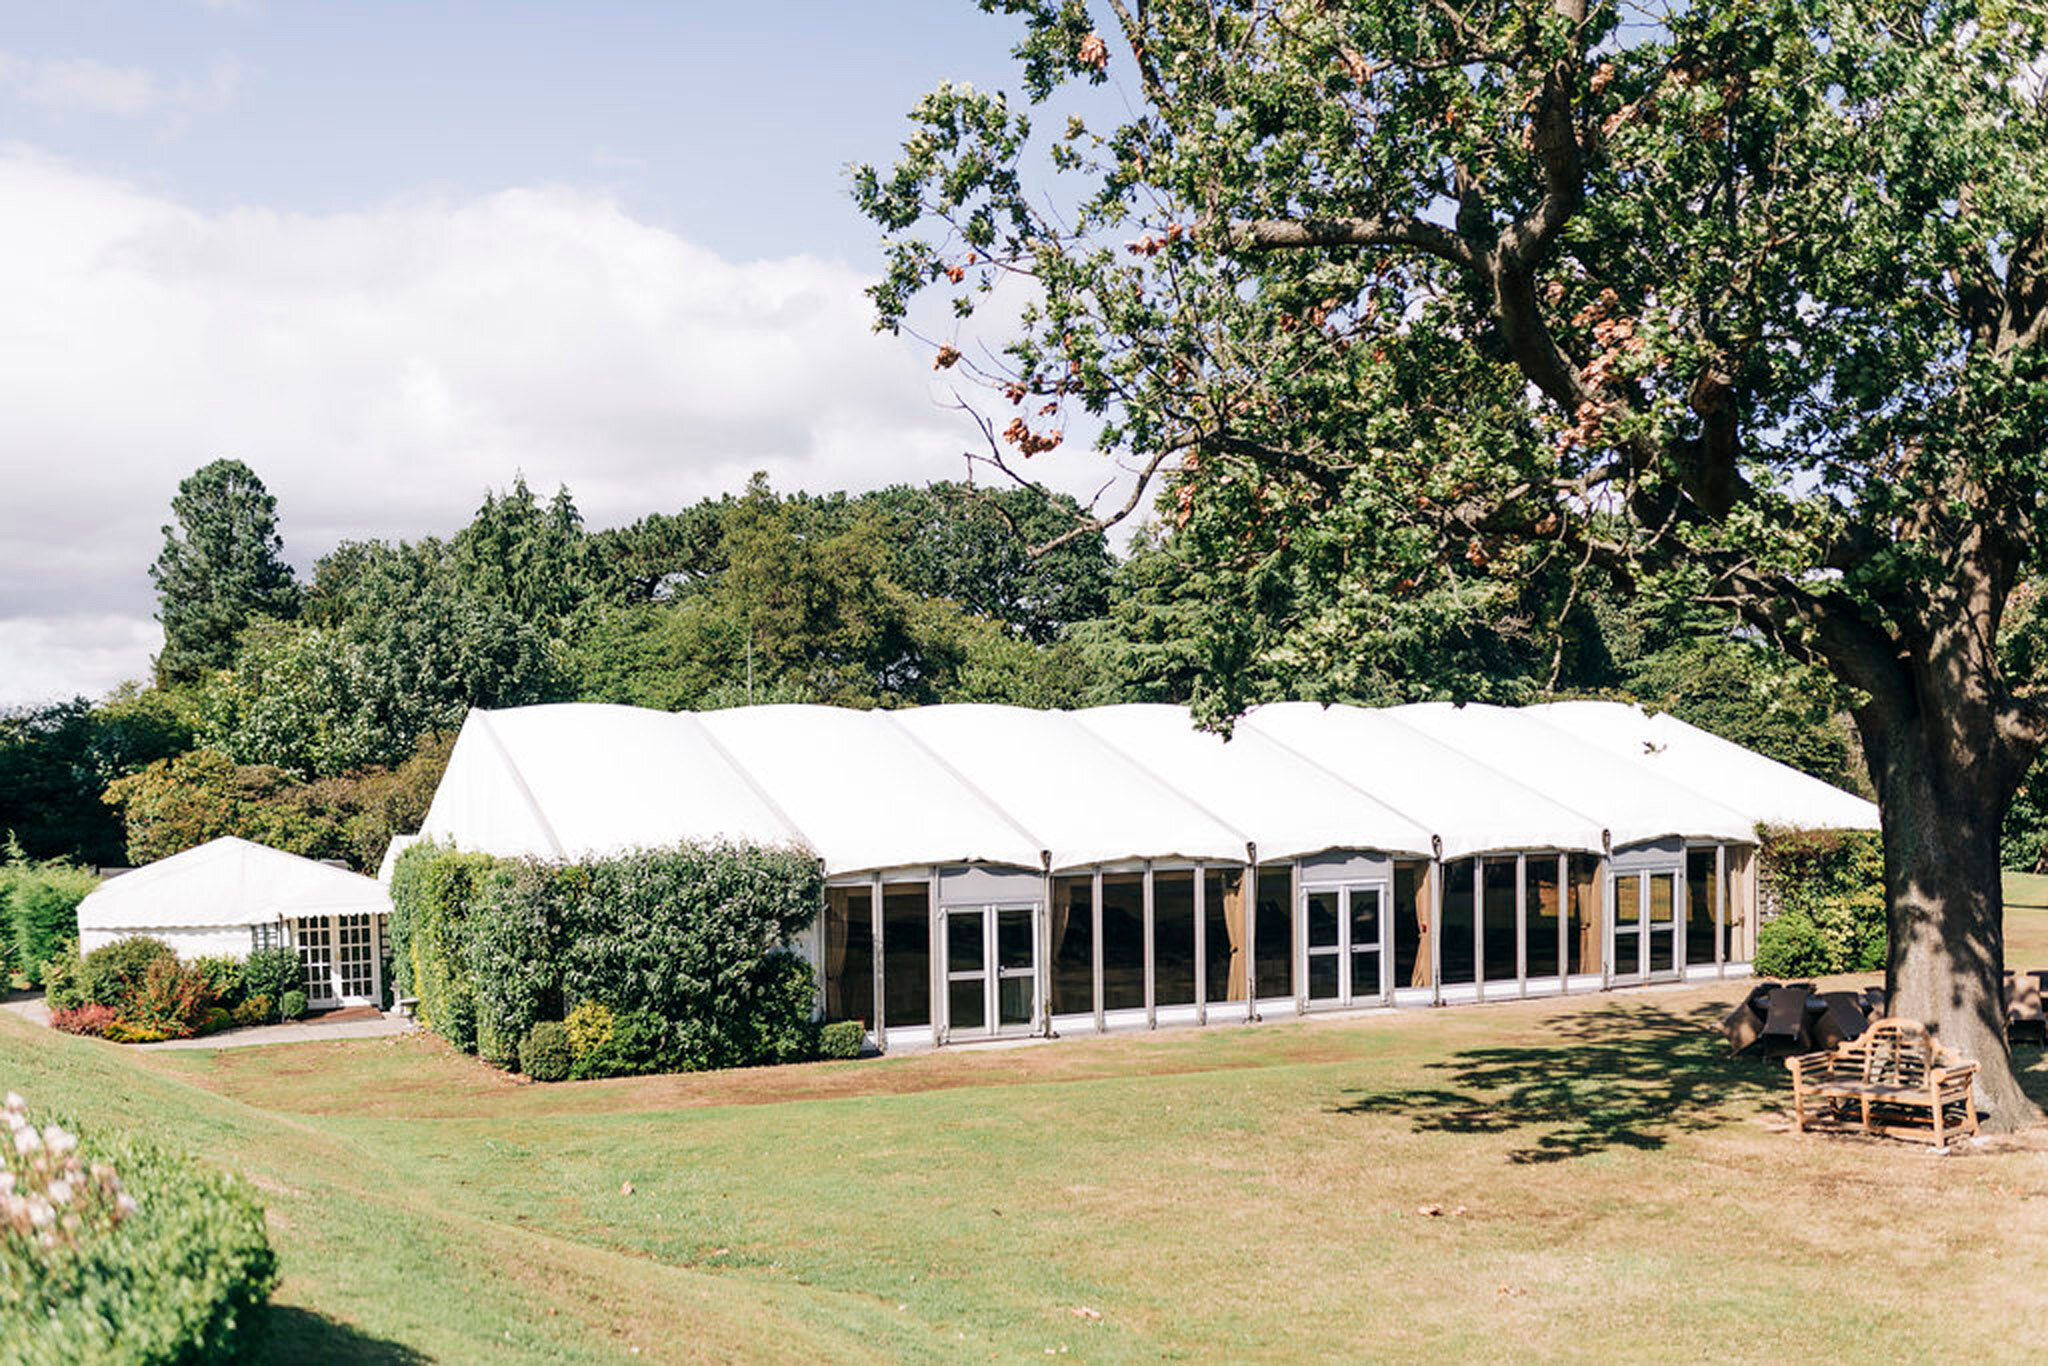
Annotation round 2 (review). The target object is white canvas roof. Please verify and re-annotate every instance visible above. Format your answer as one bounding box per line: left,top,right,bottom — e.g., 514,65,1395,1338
887,705,1251,869
699,706,1045,874
1071,704,1436,861
77,837,389,932
1524,700,1880,832
1388,702,1757,849
410,697,1876,878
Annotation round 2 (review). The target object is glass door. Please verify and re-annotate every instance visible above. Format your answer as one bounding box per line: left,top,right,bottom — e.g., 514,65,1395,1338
336,913,376,1004
1302,882,1388,1008
295,917,337,1008
941,904,1039,1043
1646,871,1680,980
1609,869,1683,985
1610,874,1644,984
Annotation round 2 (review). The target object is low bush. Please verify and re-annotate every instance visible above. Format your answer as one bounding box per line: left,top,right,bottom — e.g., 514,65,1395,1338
191,955,246,1011
0,1090,277,1361
240,947,300,1008
79,937,178,1011
40,941,85,1012
48,1003,118,1038
818,1020,865,1060
0,854,99,985
564,999,614,1064
231,995,273,1028
199,1007,234,1035
100,1020,178,1044
518,1021,574,1081
1754,910,1833,978
129,957,214,1037
278,989,307,1021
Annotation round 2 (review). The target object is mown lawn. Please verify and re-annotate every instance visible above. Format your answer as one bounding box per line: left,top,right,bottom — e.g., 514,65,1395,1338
8,918,2048,1360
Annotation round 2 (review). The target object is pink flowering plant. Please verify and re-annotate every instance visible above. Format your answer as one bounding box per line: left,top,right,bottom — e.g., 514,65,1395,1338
0,1091,136,1254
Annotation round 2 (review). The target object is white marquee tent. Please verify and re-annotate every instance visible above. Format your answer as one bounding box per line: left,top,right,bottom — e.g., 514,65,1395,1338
76,837,391,1009
408,699,1879,1048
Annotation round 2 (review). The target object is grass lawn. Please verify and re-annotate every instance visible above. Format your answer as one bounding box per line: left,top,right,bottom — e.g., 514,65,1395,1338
9,918,2048,1359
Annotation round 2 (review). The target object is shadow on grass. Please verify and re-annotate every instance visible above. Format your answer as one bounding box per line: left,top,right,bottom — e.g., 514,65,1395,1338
253,1305,428,1364
1329,1001,1787,1164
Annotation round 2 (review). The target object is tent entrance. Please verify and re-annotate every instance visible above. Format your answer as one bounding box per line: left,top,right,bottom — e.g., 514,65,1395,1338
940,903,1038,1043
1607,868,1682,986
289,912,382,1009
1301,881,1389,1009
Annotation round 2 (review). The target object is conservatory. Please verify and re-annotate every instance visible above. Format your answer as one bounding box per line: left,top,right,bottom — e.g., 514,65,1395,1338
410,699,1879,1050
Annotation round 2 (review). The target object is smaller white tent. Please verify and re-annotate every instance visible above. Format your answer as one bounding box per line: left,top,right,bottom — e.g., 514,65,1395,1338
76,837,391,966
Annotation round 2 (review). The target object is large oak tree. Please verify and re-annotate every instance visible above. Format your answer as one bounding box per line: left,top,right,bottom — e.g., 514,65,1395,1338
858,0,2048,1122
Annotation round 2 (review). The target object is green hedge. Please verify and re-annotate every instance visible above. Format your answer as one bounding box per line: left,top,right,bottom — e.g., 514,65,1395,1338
0,1096,277,1362
0,851,99,985
392,839,825,1077
1754,829,1886,978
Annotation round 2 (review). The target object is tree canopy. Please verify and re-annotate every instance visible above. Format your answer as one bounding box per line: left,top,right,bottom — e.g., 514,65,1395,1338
150,459,301,684
857,0,2048,1121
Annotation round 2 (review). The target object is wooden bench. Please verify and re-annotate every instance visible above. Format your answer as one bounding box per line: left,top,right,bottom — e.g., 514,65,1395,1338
1786,1018,1980,1148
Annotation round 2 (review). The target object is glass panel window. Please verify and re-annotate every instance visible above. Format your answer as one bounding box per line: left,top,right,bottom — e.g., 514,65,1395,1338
1050,875,1094,1017
1307,890,1341,948
948,978,985,1035
823,886,875,1024
337,913,375,999
1153,870,1197,1009
296,917,333,1004
882,884,932,1029
1525,858,1561,980
1649,873,1678,973
249,923,281,954
1613,873,1642,978
1100,873,1146,1012
1203,868,1246,1003
1440,859,1476,985
947,911,984,974
1253,865,1294,1000
1482,859,1518,987
1349,886,1382,1001
1393,861,1429,989
1307,955,1339,1001
1686,848,1718,968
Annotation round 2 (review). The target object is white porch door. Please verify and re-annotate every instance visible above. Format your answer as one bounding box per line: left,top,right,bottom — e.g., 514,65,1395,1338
293,913,381,1008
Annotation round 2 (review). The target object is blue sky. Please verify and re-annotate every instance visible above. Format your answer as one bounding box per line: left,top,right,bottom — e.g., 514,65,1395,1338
0,2,1135,704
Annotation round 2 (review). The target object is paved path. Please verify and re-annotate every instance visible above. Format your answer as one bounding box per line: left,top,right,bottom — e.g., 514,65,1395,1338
1,992,415,1050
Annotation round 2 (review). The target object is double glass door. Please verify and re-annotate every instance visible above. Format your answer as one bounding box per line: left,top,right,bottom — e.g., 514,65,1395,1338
1303,882,1388,1007
1610,869,1681,984
292,913,380,1008
941,904,1038,1042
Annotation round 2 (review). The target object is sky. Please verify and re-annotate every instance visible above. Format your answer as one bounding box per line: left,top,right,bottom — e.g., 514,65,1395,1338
0,1,1131,705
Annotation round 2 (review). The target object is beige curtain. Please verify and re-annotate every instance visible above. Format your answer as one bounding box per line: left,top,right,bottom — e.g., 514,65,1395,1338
1575,862,1603,972
1049,885,1073,963
1221,871,1248,1001
1409,862,1433,988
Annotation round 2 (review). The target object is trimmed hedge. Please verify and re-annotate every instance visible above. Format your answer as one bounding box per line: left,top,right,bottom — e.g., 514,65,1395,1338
0,1093,277,1361
392,839,826,1077
1755,829,1886,978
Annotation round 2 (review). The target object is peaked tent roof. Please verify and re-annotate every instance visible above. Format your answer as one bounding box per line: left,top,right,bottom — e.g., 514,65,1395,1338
1523,700,1881,831
77,837,389,931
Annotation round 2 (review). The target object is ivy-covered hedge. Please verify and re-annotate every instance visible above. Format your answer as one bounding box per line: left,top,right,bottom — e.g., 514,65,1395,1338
390,840,825,1077
1754,829,1886,978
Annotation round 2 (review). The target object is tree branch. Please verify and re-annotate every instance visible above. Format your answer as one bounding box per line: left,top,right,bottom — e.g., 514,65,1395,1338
1227,214,1475,268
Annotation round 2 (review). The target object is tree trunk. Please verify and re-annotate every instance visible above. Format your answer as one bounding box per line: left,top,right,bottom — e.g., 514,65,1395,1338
1871,720,2041,1132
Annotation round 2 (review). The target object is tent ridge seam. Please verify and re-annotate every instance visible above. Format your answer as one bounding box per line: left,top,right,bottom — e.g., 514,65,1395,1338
686,715,817,855
472,710,569,861
877,711,1053,861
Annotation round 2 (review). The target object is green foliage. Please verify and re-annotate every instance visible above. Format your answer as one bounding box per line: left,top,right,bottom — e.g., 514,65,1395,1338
818,1019,865,1060
1753,830,1887,978
240,947,300,1011
0,1101,277,1362
189,955,246,1011
231,996,273,1029
518,1021,574,1082
129,958,214,1036
393,840,825,1076
0,688,195,867
2,855,98,986
278,989,308,1022
78,937,178,1010
151,458,300,685
40,941,84,1013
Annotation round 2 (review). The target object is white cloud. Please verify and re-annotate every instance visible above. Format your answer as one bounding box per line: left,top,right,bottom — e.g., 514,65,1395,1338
0,149,1095,705
0,53,239,121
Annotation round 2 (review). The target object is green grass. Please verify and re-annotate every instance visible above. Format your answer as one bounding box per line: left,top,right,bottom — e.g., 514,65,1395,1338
9,919,2048,1360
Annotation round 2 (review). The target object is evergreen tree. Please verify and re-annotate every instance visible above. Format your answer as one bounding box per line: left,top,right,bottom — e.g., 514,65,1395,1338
150,459,300,683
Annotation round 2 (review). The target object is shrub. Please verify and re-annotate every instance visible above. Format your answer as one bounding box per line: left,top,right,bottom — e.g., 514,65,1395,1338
0,1091,277,1361
1758,829,1886,976
278,989,308,1021
48,1003,119,1038
129,957,214,1037
564,999,615,1062
40,940,85,1012
388,842,495,1048
199,1007,234,1035
606,1010,679,1075
78,936,179,1011
231,994,273,1028
1754,910,1834,978
1,857,99,985
240,946,300,1007
100,1020,178,1044
518,1021,574,1081
191,955,246,1011
818,1019,865,1060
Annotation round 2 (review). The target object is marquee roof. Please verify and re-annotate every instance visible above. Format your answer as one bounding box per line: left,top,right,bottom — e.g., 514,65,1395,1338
77,837,390,931
412,699,1879,877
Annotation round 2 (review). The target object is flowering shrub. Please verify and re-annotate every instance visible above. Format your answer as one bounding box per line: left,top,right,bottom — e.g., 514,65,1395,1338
130,957,214,1036
47,1004,119,1038
0,1090,277,1361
